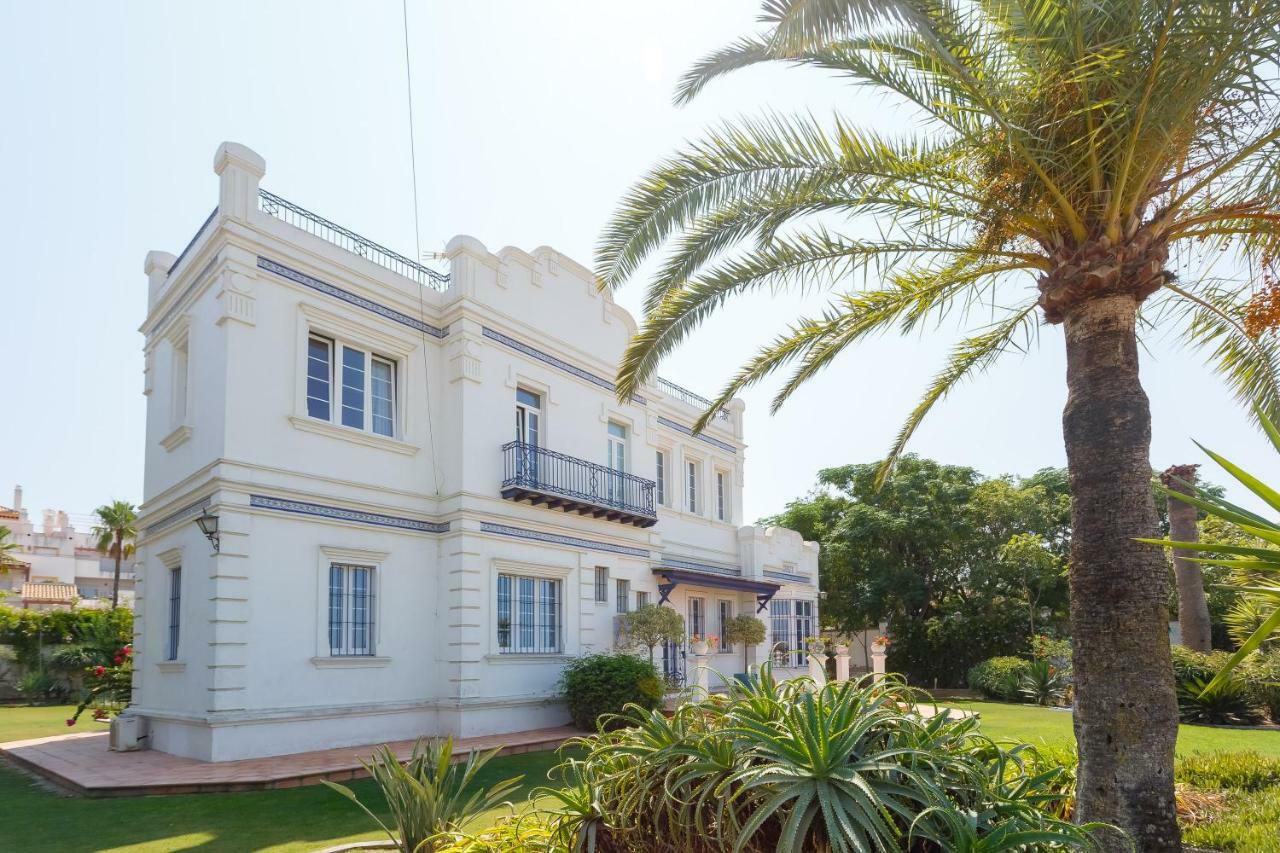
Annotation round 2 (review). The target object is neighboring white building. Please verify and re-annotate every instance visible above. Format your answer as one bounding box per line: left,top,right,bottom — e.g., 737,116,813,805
132,142,820,762
0,486,136,610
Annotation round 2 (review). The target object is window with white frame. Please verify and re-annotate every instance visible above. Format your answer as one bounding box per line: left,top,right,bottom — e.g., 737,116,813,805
171,332,190,428
716,470,728,521
688,596,706,638
616,578,630,614
328,563,376,656
635,590,649,609
594,566,609,603
769,599,815,667
497,574,562,654
655,450,667,506
717,599,734,653
167,565,182,661
306,334,397,438
687,460,700,514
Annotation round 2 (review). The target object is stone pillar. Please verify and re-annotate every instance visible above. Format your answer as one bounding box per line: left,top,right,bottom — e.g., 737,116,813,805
871,644,888,683
833,645,851,682
807,653,828,686
145,251,176,311
692,651,712,698
213,141,266,223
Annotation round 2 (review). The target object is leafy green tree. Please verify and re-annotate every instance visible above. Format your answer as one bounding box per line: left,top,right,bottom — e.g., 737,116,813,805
769,456,1070,686
617,604,685,667
0,525,20,575
92,501,137,609
723,613,767,673
597,3,1280,842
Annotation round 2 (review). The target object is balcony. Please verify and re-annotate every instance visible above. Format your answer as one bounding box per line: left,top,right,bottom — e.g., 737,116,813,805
501,441,658,528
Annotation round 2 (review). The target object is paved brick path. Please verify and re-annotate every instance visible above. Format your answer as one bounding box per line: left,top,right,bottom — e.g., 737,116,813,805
0,726,578,796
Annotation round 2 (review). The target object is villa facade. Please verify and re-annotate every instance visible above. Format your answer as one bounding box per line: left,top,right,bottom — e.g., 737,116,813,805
131,142,819,762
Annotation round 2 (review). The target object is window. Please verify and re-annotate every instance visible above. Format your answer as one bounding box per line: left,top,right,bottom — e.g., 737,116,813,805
635,590,649,609
172,334,189,427
718,599,734,653
687,460,700,513
497,574,561,654
769,599,815,667
515,388,541,445
616,578,630,614
688,596,705,638
655,451,667,506
716,471,727,521
307,335,397,437
594,566,609,603
606,423,627,503
328,563,376,656
167,565,182,661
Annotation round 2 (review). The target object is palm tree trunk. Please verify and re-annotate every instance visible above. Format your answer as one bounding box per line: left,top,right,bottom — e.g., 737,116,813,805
1062,293,1180,852
111,532,122,610
1163,465,1212,652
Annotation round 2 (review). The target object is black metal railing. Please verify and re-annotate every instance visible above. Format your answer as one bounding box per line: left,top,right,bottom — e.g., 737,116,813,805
502,441,656,519
258,189,451,291
656,377,731,422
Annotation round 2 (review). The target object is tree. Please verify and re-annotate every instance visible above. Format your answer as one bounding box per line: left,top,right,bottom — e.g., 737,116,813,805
92,501,137,610
596,3,1280,845
0,526,20,574
617,604,685,667
769,456,1070,686
1162,465,1212,651
722,614,766,674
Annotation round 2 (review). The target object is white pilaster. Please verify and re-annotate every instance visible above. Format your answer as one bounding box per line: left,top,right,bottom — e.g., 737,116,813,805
213,141,266,223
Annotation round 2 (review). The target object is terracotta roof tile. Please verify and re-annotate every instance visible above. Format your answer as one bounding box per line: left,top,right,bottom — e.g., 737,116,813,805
20,582,77,603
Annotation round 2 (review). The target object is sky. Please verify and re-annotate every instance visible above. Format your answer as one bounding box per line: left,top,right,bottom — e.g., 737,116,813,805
1,1,1276,524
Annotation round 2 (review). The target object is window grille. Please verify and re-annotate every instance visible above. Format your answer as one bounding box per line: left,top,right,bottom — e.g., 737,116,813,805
497,574,561,654
167,566,181,661
329,563,376,656
616,579,630,614
594,566,608,603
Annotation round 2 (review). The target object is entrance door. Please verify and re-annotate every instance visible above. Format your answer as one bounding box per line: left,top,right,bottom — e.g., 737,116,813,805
515,388,541,481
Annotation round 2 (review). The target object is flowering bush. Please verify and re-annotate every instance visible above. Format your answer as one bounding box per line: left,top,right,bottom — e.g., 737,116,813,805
67,644,132,726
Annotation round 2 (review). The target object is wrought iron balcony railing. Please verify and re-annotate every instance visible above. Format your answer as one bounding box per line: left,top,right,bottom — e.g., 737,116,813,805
258,189,451,291
655,377,731,422
501,441,657,527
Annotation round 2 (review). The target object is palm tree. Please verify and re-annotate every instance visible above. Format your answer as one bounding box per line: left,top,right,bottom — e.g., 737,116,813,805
92,501,138,609
1162,465,1212,651
0,525,21,574
595,2,1280,848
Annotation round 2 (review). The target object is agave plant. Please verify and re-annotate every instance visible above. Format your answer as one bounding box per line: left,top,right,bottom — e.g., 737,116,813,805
1144,406,1280,693
1175,675,1266,726
323,737,523,853
1018,660,1072,707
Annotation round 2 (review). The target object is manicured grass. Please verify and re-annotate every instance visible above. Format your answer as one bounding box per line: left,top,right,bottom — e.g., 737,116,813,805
1184,786,1280,853
0,704,109,742
0,705,571,853
944,699,1280,758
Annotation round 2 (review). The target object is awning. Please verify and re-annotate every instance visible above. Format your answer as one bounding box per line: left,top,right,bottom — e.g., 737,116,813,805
652,568,781,613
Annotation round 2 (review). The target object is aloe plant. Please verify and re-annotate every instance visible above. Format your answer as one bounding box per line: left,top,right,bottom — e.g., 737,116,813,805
1143,407,1280,694
323,737,522,853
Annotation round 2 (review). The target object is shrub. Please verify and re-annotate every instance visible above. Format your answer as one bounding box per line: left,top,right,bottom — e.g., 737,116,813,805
968,656,1033,701
323,737,522,853
536,669,1111,852
616,605,684,670
1030,634,1073,664
1239,649,1280,722
1177,675,1266,726
1176,751,1280,792
559,653,663,730
16,670,68,704
1018,659,1072,706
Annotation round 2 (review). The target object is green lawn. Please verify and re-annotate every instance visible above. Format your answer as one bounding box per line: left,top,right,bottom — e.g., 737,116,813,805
0,705,569,853
944,699,1280,757
0,704,110,742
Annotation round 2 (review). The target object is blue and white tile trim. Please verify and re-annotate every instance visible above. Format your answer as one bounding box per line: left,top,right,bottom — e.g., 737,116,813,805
479,521,651,558
481,327,646,404
258,257,448,339
764,570,813,585
655,416,737,454
660,556,742,577
249,495,449,533
143,496,212,537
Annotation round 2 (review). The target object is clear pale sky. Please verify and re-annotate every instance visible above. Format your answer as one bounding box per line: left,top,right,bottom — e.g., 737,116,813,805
1,1,1275,522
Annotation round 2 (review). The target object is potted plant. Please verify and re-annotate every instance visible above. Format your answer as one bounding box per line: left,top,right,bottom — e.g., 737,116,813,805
723,614,766,682
871,635,890,655
805,636,827,657
690,634,710,656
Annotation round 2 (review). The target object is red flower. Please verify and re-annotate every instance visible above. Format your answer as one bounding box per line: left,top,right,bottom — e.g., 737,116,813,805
113,656,123,666
123,646,133,656
65,719,75,727
94,666,106,677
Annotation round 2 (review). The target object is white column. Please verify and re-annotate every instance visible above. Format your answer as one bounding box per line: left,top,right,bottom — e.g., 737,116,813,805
871,645,888,683
834,646,851,682
213,141,266,223
807,652,828,686
692,650,711,698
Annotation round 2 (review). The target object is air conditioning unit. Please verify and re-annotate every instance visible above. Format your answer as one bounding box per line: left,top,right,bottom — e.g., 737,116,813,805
109,714,147,752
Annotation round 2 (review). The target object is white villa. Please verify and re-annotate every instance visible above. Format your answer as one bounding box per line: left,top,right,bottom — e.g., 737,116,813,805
131,142,819,762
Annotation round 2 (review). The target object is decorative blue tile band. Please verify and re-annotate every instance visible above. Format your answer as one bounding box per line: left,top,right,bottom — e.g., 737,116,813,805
249,495,449,533
481,327,645,404
764,570,812,585
258,257,448,339
655,416,737,453
479,521,650,558
660,556,742,577
143,496,212,536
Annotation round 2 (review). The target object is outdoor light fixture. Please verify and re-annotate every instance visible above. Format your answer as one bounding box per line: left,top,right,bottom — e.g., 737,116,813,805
195,508,220,552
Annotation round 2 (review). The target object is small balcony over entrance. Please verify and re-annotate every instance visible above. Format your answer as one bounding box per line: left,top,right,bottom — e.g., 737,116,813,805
500,441,658,528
